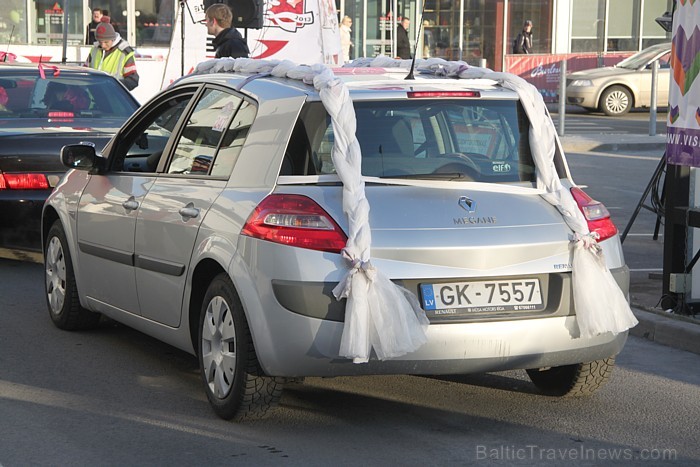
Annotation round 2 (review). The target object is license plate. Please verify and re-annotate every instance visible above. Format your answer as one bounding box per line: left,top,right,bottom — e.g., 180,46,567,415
420,279,543,313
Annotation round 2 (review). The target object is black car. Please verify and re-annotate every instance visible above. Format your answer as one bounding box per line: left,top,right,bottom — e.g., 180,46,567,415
0,63,139,261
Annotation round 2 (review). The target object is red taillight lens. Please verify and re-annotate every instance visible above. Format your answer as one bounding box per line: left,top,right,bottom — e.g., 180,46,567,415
47,111,74,118
407,91,480,98
242,194,348,253
0,173,50,190
570,187,618,241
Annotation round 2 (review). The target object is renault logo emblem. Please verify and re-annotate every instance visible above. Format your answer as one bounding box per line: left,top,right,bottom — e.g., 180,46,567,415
458,196,476,213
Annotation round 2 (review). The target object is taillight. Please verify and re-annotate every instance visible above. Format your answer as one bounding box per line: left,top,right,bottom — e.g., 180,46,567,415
407,91,480,98
0,173,50,190
47,111,74,118
242,194,348,253
570,187,618,241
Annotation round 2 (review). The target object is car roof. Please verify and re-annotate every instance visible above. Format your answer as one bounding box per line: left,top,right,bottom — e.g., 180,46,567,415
176,66,517,103
0,62,109,77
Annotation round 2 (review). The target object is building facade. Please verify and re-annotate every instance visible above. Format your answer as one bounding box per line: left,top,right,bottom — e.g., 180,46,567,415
1,0,672,77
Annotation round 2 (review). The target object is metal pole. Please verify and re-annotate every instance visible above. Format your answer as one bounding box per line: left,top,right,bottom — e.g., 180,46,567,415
458,0,464,61
649,60,659,136
180,0,185,76
558,59,566,137
61,5,69,64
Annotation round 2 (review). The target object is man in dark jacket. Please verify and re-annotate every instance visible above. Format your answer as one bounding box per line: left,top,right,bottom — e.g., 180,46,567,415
85,7,104,44
205,3,250,59
396,17,411,59
513,20,533,54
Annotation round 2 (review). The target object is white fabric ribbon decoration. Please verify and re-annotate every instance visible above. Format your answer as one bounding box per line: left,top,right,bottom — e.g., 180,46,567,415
193,55,636,359
195,58,429,363
350,56,637,338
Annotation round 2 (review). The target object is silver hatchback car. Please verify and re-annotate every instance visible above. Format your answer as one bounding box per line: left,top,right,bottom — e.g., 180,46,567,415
43,60,630,420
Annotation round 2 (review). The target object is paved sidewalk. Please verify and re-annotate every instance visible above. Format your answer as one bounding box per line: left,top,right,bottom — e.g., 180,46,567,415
630,306,700,355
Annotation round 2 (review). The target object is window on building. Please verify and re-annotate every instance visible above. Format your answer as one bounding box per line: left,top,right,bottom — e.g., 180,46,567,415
136,0,174,47
91,1,128,45
641,0,672,48
36,0,84,45
572,0,671,54
508,0,553,54
571,0,605,53
0,0,28,44
607,0,640,51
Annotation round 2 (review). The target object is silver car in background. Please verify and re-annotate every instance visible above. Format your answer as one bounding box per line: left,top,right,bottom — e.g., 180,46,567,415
43,66,629,420
566,42,671,116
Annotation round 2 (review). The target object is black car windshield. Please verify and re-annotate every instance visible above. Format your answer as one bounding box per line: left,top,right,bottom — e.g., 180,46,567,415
288,99,538,183
0,73,138,121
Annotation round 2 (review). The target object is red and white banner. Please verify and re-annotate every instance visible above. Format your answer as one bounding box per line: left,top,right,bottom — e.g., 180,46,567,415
161,0,341,91
248,0,341,64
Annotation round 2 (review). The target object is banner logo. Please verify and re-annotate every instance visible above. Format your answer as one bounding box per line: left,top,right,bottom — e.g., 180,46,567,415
265,0,315,32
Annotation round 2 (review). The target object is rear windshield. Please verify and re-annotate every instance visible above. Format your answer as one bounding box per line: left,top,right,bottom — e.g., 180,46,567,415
284,99,538,183
0,73,138,121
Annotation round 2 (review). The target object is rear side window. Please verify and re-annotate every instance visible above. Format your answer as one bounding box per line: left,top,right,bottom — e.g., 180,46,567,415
287,99,538,183
166,87,256,177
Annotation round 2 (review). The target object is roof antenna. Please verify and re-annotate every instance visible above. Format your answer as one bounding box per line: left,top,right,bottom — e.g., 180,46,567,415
3,25,15,62
405,2,426,80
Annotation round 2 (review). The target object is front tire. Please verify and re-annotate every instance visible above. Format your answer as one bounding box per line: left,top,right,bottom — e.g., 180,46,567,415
600,86,632,116
526,357,615,397
44,221,101,330
198,274,284,420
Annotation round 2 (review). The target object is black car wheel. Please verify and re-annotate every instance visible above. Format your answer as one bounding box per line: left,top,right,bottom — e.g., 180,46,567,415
600,86,632,116
44,221,101,330
198,274,284,420
526,357,615,396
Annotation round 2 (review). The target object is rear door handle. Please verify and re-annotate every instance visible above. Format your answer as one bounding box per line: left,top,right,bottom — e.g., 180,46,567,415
122,197,139,211
179,202,200,220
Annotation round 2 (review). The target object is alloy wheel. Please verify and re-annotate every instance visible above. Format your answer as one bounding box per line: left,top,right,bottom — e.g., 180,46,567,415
201,295,237,399
604,89,630,115
45,236,66,314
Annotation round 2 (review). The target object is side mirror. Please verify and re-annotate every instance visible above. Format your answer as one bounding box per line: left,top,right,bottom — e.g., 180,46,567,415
61,143,102,171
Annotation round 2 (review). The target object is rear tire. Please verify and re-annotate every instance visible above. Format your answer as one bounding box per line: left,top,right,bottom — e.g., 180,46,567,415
198,274,284,420
44,221,101,330
600,86,632,116
526,357,615,397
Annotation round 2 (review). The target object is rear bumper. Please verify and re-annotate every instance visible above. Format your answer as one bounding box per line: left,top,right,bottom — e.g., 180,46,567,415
251,303,627,377
0,190,49,257
234,250,630,377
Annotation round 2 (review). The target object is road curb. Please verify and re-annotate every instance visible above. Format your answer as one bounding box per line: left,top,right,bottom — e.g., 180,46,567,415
629,306,700,355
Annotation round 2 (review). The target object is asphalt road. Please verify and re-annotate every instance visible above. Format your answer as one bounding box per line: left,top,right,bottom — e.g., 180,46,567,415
551,105,668,136
1,259,699,465
1,108,695,465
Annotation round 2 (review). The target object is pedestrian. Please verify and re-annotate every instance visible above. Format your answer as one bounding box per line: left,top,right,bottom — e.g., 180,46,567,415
85,21,139,90
85,7,103,44
512,19,533,54
340,15,353,63
396,17,411,59
204,3,250,59
422,20,434,58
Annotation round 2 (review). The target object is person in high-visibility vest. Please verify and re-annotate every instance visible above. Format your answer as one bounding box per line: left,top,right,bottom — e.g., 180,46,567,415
85,20,139,91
